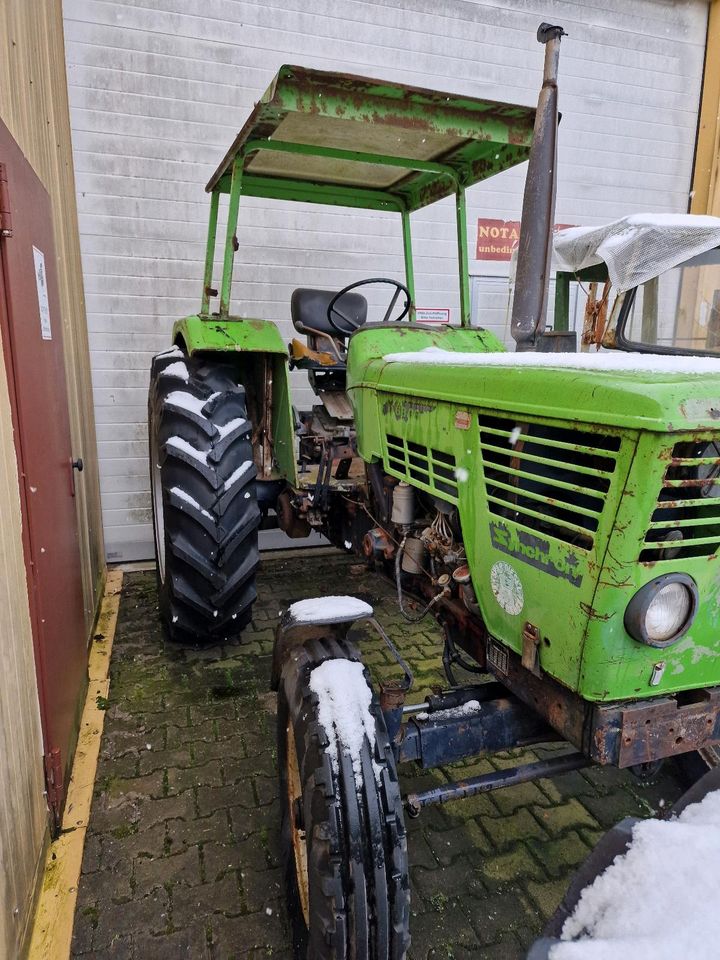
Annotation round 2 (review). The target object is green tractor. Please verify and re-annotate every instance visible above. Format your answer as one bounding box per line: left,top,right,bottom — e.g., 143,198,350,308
149,23,720,957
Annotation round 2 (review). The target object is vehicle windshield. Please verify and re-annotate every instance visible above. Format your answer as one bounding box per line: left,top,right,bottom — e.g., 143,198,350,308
618,248,720,356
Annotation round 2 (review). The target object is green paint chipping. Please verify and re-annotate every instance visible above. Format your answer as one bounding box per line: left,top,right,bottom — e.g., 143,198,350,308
196,63,535,324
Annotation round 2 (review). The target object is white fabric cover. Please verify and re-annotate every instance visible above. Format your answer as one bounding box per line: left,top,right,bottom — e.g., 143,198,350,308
552,214,720,293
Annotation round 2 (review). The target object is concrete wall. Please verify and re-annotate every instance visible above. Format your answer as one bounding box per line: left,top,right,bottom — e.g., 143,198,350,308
62,0,710,561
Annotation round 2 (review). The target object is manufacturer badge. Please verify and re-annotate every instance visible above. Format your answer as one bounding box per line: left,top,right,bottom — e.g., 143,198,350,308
490,561,524,615
454,410,471,430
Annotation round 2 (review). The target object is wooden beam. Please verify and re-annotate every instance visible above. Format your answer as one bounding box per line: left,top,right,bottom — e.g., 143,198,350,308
691,0,720,214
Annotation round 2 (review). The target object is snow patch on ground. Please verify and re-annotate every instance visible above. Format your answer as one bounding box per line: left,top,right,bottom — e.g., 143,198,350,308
224,460,253,491
382,347,720,375
170,487,212,519
288,596,373,623
159,361,190,381
550,789,720,960
166,436,208,464
165,391,207,416
308,658,379,781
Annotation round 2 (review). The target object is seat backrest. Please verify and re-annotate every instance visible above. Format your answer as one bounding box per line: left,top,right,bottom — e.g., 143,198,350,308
290,288,368,338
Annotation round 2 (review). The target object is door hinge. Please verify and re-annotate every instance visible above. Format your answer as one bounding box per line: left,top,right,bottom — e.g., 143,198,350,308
0,164,12,238
43,746,63,830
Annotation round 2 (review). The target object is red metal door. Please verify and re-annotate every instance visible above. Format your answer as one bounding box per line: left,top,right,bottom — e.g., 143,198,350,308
0,120,87,828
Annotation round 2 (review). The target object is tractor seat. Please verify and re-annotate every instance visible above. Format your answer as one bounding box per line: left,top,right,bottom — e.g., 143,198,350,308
291,288,368,343
289,288,368,403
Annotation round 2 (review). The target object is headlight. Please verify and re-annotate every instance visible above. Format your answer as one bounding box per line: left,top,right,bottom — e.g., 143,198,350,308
624,574,698,648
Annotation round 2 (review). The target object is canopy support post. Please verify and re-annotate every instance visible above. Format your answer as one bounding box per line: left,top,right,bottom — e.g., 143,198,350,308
401,209,416,319
201,190,220,316
456,187,471,327
219,156,244,319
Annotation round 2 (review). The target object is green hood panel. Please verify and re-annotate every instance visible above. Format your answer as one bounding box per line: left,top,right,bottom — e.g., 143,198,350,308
347,324,720,702
348,326,720,433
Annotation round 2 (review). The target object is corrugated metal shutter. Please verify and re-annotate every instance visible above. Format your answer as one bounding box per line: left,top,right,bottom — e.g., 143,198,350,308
63,0,710,561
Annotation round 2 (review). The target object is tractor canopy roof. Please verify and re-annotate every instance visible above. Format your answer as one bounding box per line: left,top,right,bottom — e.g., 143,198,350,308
206,65,536,213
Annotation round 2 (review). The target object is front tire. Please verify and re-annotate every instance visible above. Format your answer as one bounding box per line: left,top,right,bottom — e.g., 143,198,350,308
278,636,411,959
148,348,261,643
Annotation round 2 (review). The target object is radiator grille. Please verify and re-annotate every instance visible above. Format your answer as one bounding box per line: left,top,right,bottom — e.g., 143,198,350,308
385,434,458,501
641,439,720,561
478,414,620,551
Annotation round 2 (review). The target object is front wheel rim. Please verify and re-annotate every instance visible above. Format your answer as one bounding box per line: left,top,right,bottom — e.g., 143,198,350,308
286,721,310,927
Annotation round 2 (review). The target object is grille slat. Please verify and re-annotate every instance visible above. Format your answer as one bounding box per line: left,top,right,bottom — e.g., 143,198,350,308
482,464,607,505
641,439,720,561
478,413,620,552
479,440,616,480
384,434,458,502
485,494,600,539
488,477,603,519
478,424,617,459
656,496,720,510
647,516,720,530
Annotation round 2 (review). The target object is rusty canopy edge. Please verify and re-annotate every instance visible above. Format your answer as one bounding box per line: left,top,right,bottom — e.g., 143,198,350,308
205,64,536,212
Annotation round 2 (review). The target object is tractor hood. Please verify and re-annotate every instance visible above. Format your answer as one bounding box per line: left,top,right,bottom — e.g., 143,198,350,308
347,327,720,433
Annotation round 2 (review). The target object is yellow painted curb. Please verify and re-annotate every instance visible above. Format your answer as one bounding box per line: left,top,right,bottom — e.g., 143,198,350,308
28,569,123,960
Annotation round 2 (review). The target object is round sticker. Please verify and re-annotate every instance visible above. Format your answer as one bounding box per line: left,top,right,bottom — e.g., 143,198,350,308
490,561,524,616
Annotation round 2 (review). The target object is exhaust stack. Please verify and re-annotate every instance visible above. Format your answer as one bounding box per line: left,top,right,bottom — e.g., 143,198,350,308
511,23,566,351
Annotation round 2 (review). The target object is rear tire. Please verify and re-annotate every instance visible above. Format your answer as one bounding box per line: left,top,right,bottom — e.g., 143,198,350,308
278,636,411,960
148,347,260,643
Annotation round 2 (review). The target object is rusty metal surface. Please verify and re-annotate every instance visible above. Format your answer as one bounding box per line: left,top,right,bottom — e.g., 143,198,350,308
611,689,720,767
405,751,588,816
205,64,535,211
521,621,542,677
485,633,720,768
511,25,565,349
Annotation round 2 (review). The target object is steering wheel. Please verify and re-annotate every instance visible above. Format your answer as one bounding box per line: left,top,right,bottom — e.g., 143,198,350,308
326,278,412,336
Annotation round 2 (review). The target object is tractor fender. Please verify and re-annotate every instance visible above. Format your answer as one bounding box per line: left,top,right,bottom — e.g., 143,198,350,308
270,596,374,690
173,315,289,356
172,315,297,486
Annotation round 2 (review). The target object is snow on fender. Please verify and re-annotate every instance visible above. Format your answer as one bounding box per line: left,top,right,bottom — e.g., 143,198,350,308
271,596,374,691
285,595,373,625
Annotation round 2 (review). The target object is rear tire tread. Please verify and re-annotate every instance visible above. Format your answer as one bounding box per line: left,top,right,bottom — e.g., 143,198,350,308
148,352,260,642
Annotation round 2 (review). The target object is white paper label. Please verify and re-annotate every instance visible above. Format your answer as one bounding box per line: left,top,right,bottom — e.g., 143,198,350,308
415,307,450,325
33,246,52,340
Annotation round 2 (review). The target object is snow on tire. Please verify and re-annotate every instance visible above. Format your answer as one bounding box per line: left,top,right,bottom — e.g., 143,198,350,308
278,636,411,960
148,347,260,643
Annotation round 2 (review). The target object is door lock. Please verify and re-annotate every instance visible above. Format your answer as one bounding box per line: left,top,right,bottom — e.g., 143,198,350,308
72,458,83,472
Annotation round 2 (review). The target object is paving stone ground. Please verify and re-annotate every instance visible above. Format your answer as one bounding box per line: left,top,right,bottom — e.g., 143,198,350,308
72,552,685,960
